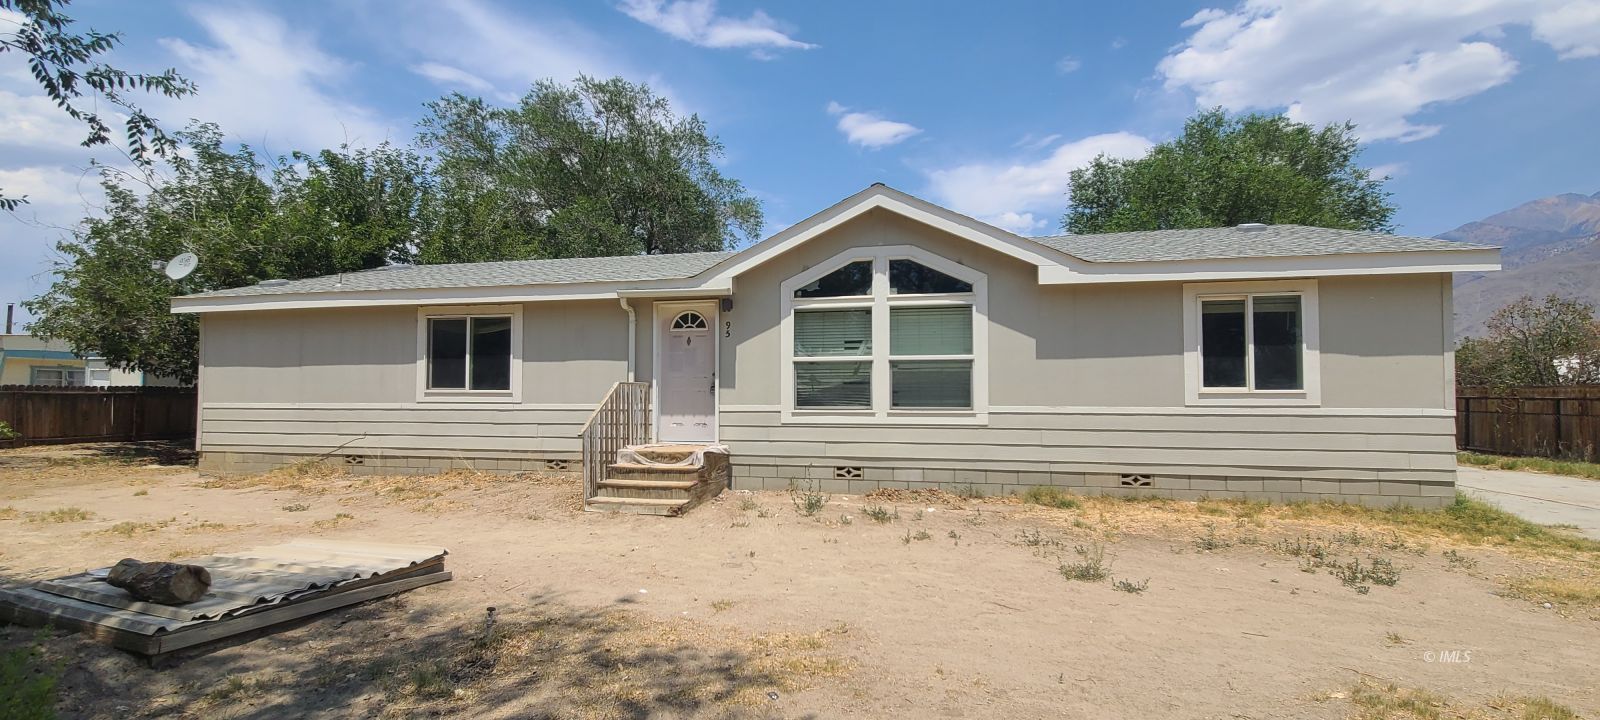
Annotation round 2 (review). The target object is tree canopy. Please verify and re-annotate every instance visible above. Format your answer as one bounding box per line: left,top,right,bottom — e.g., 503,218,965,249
1456,295,1600,387
1063,109,1396,235
0,0,194,210
24,125,431,383
26,76,764,382
416,75,762,263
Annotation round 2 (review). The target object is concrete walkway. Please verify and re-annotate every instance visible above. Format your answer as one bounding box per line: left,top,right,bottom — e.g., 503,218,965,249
1456,465,1600,540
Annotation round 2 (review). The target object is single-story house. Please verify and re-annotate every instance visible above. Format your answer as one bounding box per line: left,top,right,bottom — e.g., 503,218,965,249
172,184,1499,511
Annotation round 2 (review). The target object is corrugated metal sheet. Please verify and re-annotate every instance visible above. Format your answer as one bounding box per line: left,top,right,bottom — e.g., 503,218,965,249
0,539,447,638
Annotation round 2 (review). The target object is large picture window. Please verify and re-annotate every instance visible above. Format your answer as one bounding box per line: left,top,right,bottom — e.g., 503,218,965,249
782,246,987,422
417,306,521,401
1184,281,1319,406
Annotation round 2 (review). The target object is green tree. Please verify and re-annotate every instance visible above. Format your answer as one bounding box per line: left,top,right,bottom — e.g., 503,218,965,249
1063,109,1395,234
1,0,195,210
416,76,762,263
1456,295,1600,387
24,124,432,383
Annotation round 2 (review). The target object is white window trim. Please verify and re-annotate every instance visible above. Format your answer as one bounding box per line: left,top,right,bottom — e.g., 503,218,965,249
415,304,523,403
30,366,86,387
780,244,989,425
1182,279,1320,407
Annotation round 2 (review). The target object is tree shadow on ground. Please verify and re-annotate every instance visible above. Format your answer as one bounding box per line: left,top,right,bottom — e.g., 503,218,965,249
0,440,196,469
2,582,824,719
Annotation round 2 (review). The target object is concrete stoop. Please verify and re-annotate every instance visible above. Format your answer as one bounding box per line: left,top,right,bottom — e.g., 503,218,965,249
584,445,729,516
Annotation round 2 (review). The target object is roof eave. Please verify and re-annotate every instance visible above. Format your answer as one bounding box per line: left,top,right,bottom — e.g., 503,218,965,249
1038,247,1501,284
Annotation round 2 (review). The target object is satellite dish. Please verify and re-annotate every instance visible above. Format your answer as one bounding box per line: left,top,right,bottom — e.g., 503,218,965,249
164,252,199,280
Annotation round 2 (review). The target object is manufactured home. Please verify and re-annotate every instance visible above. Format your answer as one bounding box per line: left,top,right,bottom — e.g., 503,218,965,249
173,185,1498,513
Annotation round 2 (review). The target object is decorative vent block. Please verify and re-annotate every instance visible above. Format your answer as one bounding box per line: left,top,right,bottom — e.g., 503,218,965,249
545,459,571,471
834,466,863,480
342,455,365,466
1119,474,1153,487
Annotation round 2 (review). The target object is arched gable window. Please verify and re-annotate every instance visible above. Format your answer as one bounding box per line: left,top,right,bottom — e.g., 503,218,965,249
780,246,987,422
671,310,709,331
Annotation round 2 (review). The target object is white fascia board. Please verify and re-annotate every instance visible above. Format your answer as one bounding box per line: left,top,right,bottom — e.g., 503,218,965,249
1037,248,1500,284
693,188,1084,286
171,277,711,314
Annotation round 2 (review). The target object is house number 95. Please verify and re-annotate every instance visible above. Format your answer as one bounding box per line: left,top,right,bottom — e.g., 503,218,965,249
724,321,732,338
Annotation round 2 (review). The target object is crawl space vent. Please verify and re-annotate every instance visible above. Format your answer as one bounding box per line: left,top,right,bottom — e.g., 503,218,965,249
545,459,570,472
1119,474,1153,488
833,466,863,480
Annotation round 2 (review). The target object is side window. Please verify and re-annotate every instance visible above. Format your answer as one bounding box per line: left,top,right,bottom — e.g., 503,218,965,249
426,315,512,391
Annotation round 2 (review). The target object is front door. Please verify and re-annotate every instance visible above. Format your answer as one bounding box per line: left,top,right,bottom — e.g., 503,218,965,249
656,301,717,443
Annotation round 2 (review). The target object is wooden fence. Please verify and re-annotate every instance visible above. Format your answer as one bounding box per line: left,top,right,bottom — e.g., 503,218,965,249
0,386,196,448
1457,385,1600,462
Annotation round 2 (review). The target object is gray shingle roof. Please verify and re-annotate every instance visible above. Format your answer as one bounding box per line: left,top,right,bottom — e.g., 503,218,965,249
182,251,736,298
184,223,1497,300
1028,224,1494,263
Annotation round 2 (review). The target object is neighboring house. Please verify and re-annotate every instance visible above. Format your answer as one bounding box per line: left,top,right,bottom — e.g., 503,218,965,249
0,334,86,386
0,334,183,387
172,185,1500,509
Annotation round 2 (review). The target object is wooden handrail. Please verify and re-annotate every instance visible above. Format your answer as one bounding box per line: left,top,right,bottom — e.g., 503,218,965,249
578,382,651,501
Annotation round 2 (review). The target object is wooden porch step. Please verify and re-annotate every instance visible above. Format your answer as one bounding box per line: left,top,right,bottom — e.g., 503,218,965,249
607,463,700,474
622,444,705,464
583,496,690,516
598,477,699,490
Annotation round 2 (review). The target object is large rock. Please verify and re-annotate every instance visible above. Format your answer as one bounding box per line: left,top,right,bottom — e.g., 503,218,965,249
106,559,212,605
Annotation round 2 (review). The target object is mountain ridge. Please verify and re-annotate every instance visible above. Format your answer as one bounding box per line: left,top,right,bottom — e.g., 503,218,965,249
1446,190,1600,337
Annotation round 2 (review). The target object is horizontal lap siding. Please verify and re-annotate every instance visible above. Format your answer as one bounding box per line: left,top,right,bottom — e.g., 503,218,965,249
719,409,1457,483
198,404,589,458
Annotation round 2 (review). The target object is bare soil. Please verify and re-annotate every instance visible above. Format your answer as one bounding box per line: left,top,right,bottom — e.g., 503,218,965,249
2,442,1598,719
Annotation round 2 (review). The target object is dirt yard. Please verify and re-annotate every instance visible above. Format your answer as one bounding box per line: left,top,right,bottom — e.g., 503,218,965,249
2,442,1598,719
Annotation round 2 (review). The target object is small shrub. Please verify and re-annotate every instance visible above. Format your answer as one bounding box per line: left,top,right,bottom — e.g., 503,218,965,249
738,496,759,512
312,512,355,529
1331,556,1400,594
788,480,830,517
1015,528,1062,550
1442,549,1477,570
913,530,931,541
954,483,985,499
1022,486,1080,510
1193,522,1233,551
281,503,311,513
1384,632,1408,646
756,507,773,518
839,514,853,525
1112,577,1149,594
0,421,17,441
28,507,94,523
132,489,149,497
863,505,897,523
1059,543,1111,582
947,530,961,546
710,599,735,613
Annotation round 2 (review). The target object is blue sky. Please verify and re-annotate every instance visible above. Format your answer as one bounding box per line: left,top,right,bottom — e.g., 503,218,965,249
3,0,1598,323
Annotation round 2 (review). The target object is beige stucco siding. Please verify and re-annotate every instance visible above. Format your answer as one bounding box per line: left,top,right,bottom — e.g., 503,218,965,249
197,300,631,461
194,209,1458,505
717,209,1449,411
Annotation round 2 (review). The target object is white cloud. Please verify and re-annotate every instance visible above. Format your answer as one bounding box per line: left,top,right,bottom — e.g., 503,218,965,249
826,101,921,149
157,6,394,151
618,0,815,55
923,132,1154,234
1158,0,1600,143
410,62,497,94
0,166,99,209
1367,162,1407,179
390,0,704,114
1532,0,1600,58
1055,56,1082,74
0,90,99,151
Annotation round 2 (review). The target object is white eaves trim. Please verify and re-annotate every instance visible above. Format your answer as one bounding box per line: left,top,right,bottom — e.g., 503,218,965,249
694,184,1087,286
1038,248,1500,285
169,184,1502,314
171,278,728,314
